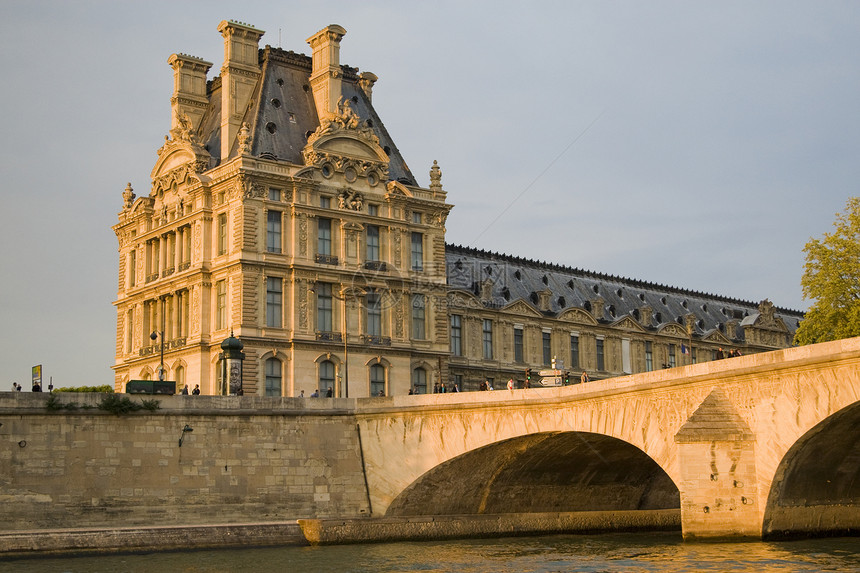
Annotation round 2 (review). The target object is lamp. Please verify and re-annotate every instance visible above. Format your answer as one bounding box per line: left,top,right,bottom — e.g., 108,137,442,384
178,424,193,447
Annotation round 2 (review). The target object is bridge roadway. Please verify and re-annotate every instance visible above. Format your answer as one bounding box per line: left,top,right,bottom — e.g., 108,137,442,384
353,337,860,540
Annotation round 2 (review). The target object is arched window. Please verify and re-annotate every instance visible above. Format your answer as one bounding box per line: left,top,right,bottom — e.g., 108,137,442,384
175,365,185,393
412,367,427,394
319,360,335,396
265,358,282,397
370,364,385,396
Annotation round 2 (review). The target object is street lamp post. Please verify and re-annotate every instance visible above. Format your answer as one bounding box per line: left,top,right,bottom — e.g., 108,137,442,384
150,295,166,381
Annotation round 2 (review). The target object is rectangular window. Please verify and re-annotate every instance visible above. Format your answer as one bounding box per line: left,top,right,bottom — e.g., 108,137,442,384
412,294,425,340
320,196,331,209
482,319,493,360
542,331,552,366
645,341,653,371
411,232,423,271
126,308,134,353
266,210,281,253
669,344,676,368
366,292,381,336
514,327,524,363
266,277,282,328
265,358,281,397
268,187,280,201
691,347,697,364
450,314,462,356
366,225,380,261
128,250,136,287
318,218,332,256
412,211,422,224
570,334,580,369
218,213,227,255
368,204,378,216
316,283,333,332
596,338,605,371
215,280,227,330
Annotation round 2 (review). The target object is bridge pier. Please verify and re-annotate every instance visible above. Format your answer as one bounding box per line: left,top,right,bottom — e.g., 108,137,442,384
675,388,762,539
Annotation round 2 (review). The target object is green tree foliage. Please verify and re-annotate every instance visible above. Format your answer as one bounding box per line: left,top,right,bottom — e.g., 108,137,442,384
794,197,860,345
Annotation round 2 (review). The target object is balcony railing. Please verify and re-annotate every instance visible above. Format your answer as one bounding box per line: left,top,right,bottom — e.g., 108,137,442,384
363,261,387,271
138,337,187,356
145,272,159,283
315,254,339,265
164,267,175,277
178,261,190,271
315,331,343,343
360,334,392,346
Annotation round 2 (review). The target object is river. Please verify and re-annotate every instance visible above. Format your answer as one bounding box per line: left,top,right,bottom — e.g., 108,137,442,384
0,532,857,572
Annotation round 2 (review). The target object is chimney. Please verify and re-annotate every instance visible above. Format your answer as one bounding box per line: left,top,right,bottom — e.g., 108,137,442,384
306,24,347,120
167,54,213,137
217,20,265,160
358,71,378,103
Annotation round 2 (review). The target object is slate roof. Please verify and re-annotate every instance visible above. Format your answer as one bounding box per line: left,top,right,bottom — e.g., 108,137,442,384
446,244,804,341
197,46,417,185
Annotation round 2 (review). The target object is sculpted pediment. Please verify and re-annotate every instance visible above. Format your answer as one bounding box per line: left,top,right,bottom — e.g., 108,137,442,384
447,290,481,311
559,308,598,326
702,330,732,345
151,138,210,196
611,316,648,333
658,323,688,338
502,300,542,318
385,180,413,199
302,98,389,181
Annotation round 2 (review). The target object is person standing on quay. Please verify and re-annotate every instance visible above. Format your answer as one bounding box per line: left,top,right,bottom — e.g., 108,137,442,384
581,371,589,384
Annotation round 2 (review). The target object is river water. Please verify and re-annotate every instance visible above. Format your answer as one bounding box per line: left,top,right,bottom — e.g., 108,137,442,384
1,532,857,572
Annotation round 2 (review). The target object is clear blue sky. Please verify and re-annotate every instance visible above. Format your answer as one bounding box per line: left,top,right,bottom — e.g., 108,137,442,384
1,1,858,387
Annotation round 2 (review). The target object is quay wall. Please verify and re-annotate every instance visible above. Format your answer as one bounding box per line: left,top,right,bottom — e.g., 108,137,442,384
0,393,370,532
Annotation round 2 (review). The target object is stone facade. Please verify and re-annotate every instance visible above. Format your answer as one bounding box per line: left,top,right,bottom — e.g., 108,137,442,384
113,20,803,397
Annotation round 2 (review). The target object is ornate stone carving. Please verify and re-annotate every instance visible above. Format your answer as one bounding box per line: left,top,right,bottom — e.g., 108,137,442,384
122,182,136,210
298,280,308,329
337,188,363,211
758,299,776,326
298,213,308,255
429,160,442,194
239,173,266,199
237,122,252,155
192,220,201,262
191,285,200,335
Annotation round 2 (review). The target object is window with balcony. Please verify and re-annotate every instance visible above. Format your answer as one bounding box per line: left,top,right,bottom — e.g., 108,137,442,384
266,277,282,328
266,210,281,253
645,341,653,371
412,294,426,340
514,327,524,363
411,232,423,271
366,225,380,262
596,338,605,371
450,314,462,356
215,280,227,330
570,334,580,369
542,331,552,365
366,292,381,336
482,319,493,360
218,213,228,255
316,283,333,333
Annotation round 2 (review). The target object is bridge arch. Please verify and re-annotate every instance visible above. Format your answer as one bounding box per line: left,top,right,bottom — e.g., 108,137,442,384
762,401,860,538
385,431,679,516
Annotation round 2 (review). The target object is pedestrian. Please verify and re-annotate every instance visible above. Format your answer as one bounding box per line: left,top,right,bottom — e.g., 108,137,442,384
16,383,22,392
507,378,514,391
452,384,460,393
32,382,42,392
441,383,447,393
181,385,189,395
326,387,333,397
192,384,200,395
298,390,305,398
580,371,589,384
311,389,319,397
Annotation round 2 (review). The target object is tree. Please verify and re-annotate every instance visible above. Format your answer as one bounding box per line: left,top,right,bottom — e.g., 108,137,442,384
794,197,860,345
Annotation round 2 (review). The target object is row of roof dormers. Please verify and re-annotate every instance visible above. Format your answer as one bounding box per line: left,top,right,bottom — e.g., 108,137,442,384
445,243,803,339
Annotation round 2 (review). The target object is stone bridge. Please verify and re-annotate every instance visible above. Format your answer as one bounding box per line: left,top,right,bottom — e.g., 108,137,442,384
353,337,860,540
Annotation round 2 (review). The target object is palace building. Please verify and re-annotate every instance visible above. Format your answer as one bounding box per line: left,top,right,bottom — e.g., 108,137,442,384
113,21,803,395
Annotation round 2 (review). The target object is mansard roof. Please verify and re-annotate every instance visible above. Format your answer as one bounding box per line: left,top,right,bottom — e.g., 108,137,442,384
196,47,416,185
445,243,804,341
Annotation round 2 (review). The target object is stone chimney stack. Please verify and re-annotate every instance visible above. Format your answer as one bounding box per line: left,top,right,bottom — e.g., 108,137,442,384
217,20,265,160
306,24,347,120
167,54,213,136
358,71,378,103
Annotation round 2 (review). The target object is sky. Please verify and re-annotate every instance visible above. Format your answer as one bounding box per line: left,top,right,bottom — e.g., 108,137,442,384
1,1,858,388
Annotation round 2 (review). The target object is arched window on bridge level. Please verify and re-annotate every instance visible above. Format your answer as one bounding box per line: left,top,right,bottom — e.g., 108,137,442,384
265,357,282,397
412,367,427,394
370,364,385,396
319,360,335,395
